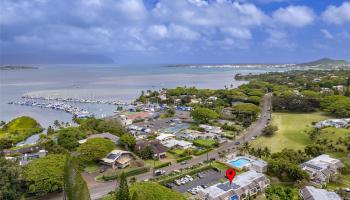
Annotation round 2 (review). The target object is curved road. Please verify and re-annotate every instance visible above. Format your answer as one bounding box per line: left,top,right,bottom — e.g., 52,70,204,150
48,93,272,200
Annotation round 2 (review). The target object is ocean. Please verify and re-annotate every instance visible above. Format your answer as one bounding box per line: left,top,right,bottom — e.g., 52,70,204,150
0,64,284,128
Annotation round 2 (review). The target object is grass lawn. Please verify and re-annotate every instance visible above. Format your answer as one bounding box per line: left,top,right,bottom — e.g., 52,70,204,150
318,127,350,143
211,161,231,171
193,138,217,148
145,159,165,167
84,162,100,173
171,149,187,156
251,112,329,152
103,182,186,200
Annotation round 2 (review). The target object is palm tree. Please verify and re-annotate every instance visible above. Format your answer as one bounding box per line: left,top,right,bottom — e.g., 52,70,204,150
239,142,251,154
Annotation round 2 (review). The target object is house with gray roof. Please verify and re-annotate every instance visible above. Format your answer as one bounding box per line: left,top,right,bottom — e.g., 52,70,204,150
300,154,342,185
198,170,270,200
300,186,342,200
78,132,120,144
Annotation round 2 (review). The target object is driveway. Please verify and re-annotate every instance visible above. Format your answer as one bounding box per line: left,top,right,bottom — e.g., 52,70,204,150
172,169,224,193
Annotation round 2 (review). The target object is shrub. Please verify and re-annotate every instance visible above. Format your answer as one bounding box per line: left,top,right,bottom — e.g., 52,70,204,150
155,162,171,169
193,148,213,156
176,156,192,163
99,166,150,181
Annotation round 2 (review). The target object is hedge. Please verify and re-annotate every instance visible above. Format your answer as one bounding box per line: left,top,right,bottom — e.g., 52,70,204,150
194,148,213,156
176,156,192,163
154,162,171,169
98,166,150,181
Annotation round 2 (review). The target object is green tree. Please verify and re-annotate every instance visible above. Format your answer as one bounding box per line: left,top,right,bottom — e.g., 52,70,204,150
46,125,55,135
265,185,294,200
131,192,138,200
262,124,278,136
77,138,115,163
54,120,60,128
23,154,65,195
120,134,136,150
64,154,91,200
0,138,13,150
57,127,85,150
116,172,130,200
190,107,219,123
304,144,325,157
137,146,153,160
0,156,23,200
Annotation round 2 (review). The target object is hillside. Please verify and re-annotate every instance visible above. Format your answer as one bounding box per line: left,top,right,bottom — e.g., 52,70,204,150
299,57,349,68
0,116,43,144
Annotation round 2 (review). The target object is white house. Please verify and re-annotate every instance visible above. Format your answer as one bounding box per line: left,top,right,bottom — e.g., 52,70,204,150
156,133,175,142
162,139,193,149
198,170,270,200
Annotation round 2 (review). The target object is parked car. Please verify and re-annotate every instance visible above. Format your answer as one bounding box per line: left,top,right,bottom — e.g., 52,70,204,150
154,169,165,176
234,141,240,145
181,161,187,165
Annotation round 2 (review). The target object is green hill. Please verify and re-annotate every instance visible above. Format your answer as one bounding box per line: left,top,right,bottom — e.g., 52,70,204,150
1,116,43,144
300,57,349,68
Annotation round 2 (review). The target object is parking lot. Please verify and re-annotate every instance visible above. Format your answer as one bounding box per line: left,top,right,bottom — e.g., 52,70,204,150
172,169,224,194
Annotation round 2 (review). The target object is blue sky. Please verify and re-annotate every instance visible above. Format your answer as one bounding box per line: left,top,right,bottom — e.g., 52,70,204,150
1,0,350,64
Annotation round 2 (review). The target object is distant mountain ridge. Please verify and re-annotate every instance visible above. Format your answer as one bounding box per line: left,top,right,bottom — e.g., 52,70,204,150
300,58,349,66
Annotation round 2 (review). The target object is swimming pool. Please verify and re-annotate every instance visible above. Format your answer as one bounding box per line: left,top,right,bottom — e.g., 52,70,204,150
229,158,251,168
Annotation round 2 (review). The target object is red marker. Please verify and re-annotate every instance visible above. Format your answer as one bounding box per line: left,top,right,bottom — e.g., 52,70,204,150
226,168,236,184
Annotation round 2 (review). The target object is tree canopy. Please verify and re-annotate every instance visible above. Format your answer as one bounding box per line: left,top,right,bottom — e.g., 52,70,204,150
23,154,65,195
190,107,219,123
77,138,115,163
0,156,23,200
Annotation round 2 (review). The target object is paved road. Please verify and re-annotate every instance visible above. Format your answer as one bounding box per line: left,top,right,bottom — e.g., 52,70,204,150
47,93,272,200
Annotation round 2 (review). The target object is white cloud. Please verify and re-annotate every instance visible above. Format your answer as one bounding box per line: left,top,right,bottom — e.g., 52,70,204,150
322,2,350,25
221,27,252,39
320,29,334,39
148,25,168,39
115,0,147,21
264,29,295,48
168,24,200,40
272,5,315,27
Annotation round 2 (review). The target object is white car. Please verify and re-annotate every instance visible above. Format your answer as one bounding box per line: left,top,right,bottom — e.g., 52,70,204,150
346,188,350,192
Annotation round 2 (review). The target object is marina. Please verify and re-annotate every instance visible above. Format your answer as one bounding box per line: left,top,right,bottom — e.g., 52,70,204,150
8,100,93,118
21,95,126,105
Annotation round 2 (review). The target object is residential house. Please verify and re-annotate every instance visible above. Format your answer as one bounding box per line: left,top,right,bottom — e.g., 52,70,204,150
101,150,132,169
78,132,120,144
199,124,223,134
300,186,342,200
176,129,217,140
250,160,268,173
332,85,345,92
300,154,343,185
4,145,42,156
162,139,193,149
198,170,270,200
6,149,48,166
135,140,169,159
315,118,350,129
156,133,175,142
